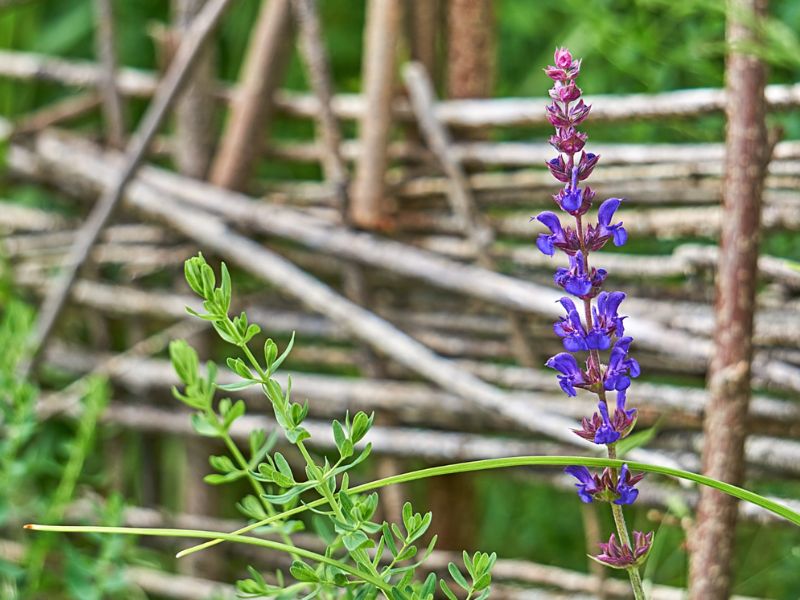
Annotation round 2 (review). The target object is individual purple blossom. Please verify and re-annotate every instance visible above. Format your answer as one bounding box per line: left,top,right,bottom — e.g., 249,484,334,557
573,391,638,444
549,126,587,154
533,212,582,256
576,151,600,180
586,291,627,350
545,155,571,182
598,198,628,246
565,464,644,505
554,251,607,298
604,337,641,392
592,531,654,570
544,353,590,397
554,297,588,351
546,99,592,128
544,47,581,81
564,466,602,503
614,465,643,506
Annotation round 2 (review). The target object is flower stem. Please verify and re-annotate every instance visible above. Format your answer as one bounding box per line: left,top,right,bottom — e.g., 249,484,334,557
607,445,647,600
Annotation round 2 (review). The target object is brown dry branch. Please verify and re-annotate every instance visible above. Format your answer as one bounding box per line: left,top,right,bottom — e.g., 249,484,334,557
12,92,100,135
349,0,402,228
209,0,293,190
689,1,771,597
21,0,234,376
172,0,216,179
3,48,800,127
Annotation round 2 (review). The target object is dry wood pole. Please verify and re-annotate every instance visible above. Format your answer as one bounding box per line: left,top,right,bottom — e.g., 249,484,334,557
689,1,770,598
349,0,402,228
20,0,234,377
172,0,216,178
209,0,293,190
3,48,800,127
92,0,126,147
446,0,494,100
12,92,100,135
408,0,440,82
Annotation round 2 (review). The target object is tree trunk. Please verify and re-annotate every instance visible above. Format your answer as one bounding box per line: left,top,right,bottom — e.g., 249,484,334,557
688,1,769,598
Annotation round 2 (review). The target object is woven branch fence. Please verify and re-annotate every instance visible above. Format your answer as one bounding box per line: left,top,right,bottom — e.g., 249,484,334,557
0,5,798,597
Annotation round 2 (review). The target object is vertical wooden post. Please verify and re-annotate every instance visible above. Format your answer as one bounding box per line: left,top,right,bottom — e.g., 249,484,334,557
92,0,126,147
446,0,494,100
409,0,440,84
210,0,293,190
349,0,402,229
173,0,216,179
688,1,769,598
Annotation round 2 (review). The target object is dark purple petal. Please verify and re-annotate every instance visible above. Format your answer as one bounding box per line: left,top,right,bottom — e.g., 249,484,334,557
536,234,555,256
598,198,622,226
537,211,563,234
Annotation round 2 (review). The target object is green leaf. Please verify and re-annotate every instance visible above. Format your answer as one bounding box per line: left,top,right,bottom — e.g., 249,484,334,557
439,580,458,600
343,530,371,553
217,380,259,392
203,471,245,485
270,332,295,373
448,564,469,591
289,560,319,583
190,413,220,437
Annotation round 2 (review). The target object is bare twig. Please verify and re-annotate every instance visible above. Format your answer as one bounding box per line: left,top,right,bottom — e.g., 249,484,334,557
13,92,100,135
209,0,293,190
21,0,234,376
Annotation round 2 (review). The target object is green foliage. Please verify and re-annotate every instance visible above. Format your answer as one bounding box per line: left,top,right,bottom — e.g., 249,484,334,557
171,254,495,599
0,297,130,599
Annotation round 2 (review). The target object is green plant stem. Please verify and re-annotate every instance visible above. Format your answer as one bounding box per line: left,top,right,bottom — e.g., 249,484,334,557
162,455,800,558
606,444,646,599
218,429,298,557
24,525,391,592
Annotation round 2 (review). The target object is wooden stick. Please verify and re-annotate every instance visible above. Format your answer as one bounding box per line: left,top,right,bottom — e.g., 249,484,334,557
12,92,100,135
3,48,800,127
209,0,293,190
21,0,234,377
445,0,494,100
349,0,402,228
172,0,216,178
690,2,770,597
92,0,126,147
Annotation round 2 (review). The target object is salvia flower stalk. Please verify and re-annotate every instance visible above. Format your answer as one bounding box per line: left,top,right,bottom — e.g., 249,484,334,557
536,47,652,598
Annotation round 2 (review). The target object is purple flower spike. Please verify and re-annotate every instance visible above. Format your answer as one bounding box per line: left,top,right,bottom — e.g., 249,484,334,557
598,198,628,247
594,402,621,445
554,297,588,351
593,532,654,570
545,352,588,397
604,337,641,392
564,466,601,503
586,291,627,350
